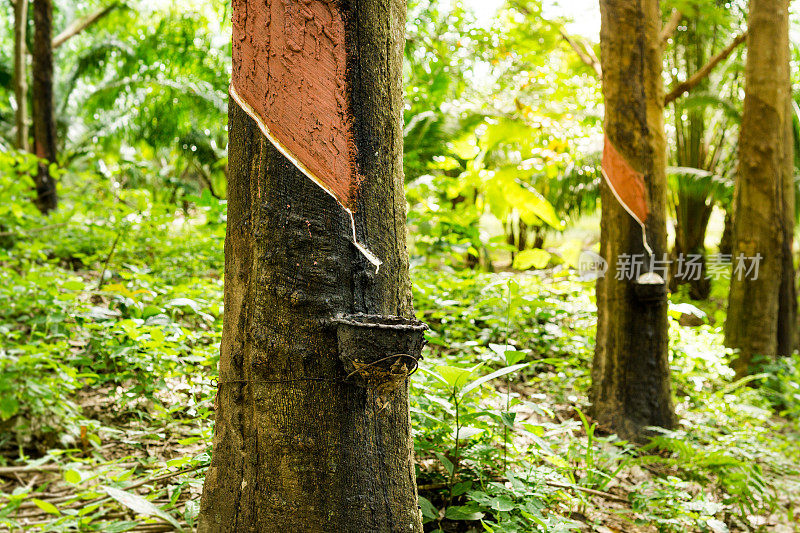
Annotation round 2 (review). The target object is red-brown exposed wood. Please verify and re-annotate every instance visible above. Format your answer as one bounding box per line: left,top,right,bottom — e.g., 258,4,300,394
601,134,649,225
231,0,357,208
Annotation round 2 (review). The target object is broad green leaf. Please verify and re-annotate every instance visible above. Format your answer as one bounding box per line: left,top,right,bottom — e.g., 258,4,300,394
453,426,484,440
513,249,551,270
436,364,482,390
64,470,82,484
102,486,183,532
418,496,438,521
0,397,19,421
434,452,454,476
451,481,472,496
445,505,484,521
33,499,60,515
62,280,85,291
461,363,529,396
490,495,516,512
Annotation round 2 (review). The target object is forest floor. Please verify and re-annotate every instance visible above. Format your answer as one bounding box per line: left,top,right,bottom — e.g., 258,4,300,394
1,203,799,532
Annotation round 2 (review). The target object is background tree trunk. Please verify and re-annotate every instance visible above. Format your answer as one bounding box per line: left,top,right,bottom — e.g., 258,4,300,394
31,0,58,213
14,0,30,152
726,0,794,374
669,19,713,300
197,1,421,531
776,82,796,356
592,0,674,441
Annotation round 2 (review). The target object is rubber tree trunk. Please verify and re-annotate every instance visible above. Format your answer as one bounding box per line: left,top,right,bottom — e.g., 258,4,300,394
14,0,29,152
197,1,421,531
591,0,674,441
726,0,795,374
31,0,58,214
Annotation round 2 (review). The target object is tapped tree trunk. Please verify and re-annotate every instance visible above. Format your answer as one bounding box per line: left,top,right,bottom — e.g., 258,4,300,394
197,1,421,531
592,0,674,441
14,0,29,152
726,0,795,374
31,0,58,214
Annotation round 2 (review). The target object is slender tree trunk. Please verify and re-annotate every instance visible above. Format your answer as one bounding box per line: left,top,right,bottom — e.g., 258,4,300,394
777,82,796,356
669,19,717,301
726,0,794,374
14,0,30,152
671,193,713,299
719,206,734,256
31,0,58,214
592,0,674,441
198,1,421,531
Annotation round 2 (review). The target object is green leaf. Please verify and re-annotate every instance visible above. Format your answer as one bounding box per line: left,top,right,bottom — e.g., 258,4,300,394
453,426,484,440
435,452,454,476
33,499,60,516
461,363,529,396
64,470,82,485
490,495,516,512
501,411,517,429
445,505,484,521
513,249,551,270
436,364,483,390
102,486,183,532
418,496,438,521
451,481,472,496
62,280,86,291
0,397,19,421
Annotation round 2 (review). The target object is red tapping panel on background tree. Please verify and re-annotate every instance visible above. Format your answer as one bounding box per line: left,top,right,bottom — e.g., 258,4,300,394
601,134,649,226
230,0,356,207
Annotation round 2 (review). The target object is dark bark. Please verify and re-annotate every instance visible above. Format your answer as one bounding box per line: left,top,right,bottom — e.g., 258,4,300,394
726,0,795,374
719,207,733,256
592,0,674,441
197,0,420,531
777,82,796,356
31,0,58,214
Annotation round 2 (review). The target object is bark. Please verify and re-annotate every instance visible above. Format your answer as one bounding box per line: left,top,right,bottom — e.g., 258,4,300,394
719,206,733,256
726,0,794,374
777,74,796,356
197,0,421,531
31,0,58,214
592,0,674,441
14,0,29,152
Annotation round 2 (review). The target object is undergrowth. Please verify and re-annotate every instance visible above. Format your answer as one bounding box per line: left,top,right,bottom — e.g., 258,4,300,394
0,161,799,531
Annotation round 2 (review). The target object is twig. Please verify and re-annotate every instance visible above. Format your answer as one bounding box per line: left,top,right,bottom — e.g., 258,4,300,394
660,9,683,43
52,2,121,49
0,222,67,238
13,464,206,513
664,32,747,105
97,231,122,290
558,28,602,79
193,161,221,200
545,480,629,503
0,464,62,475
417,478,628,504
